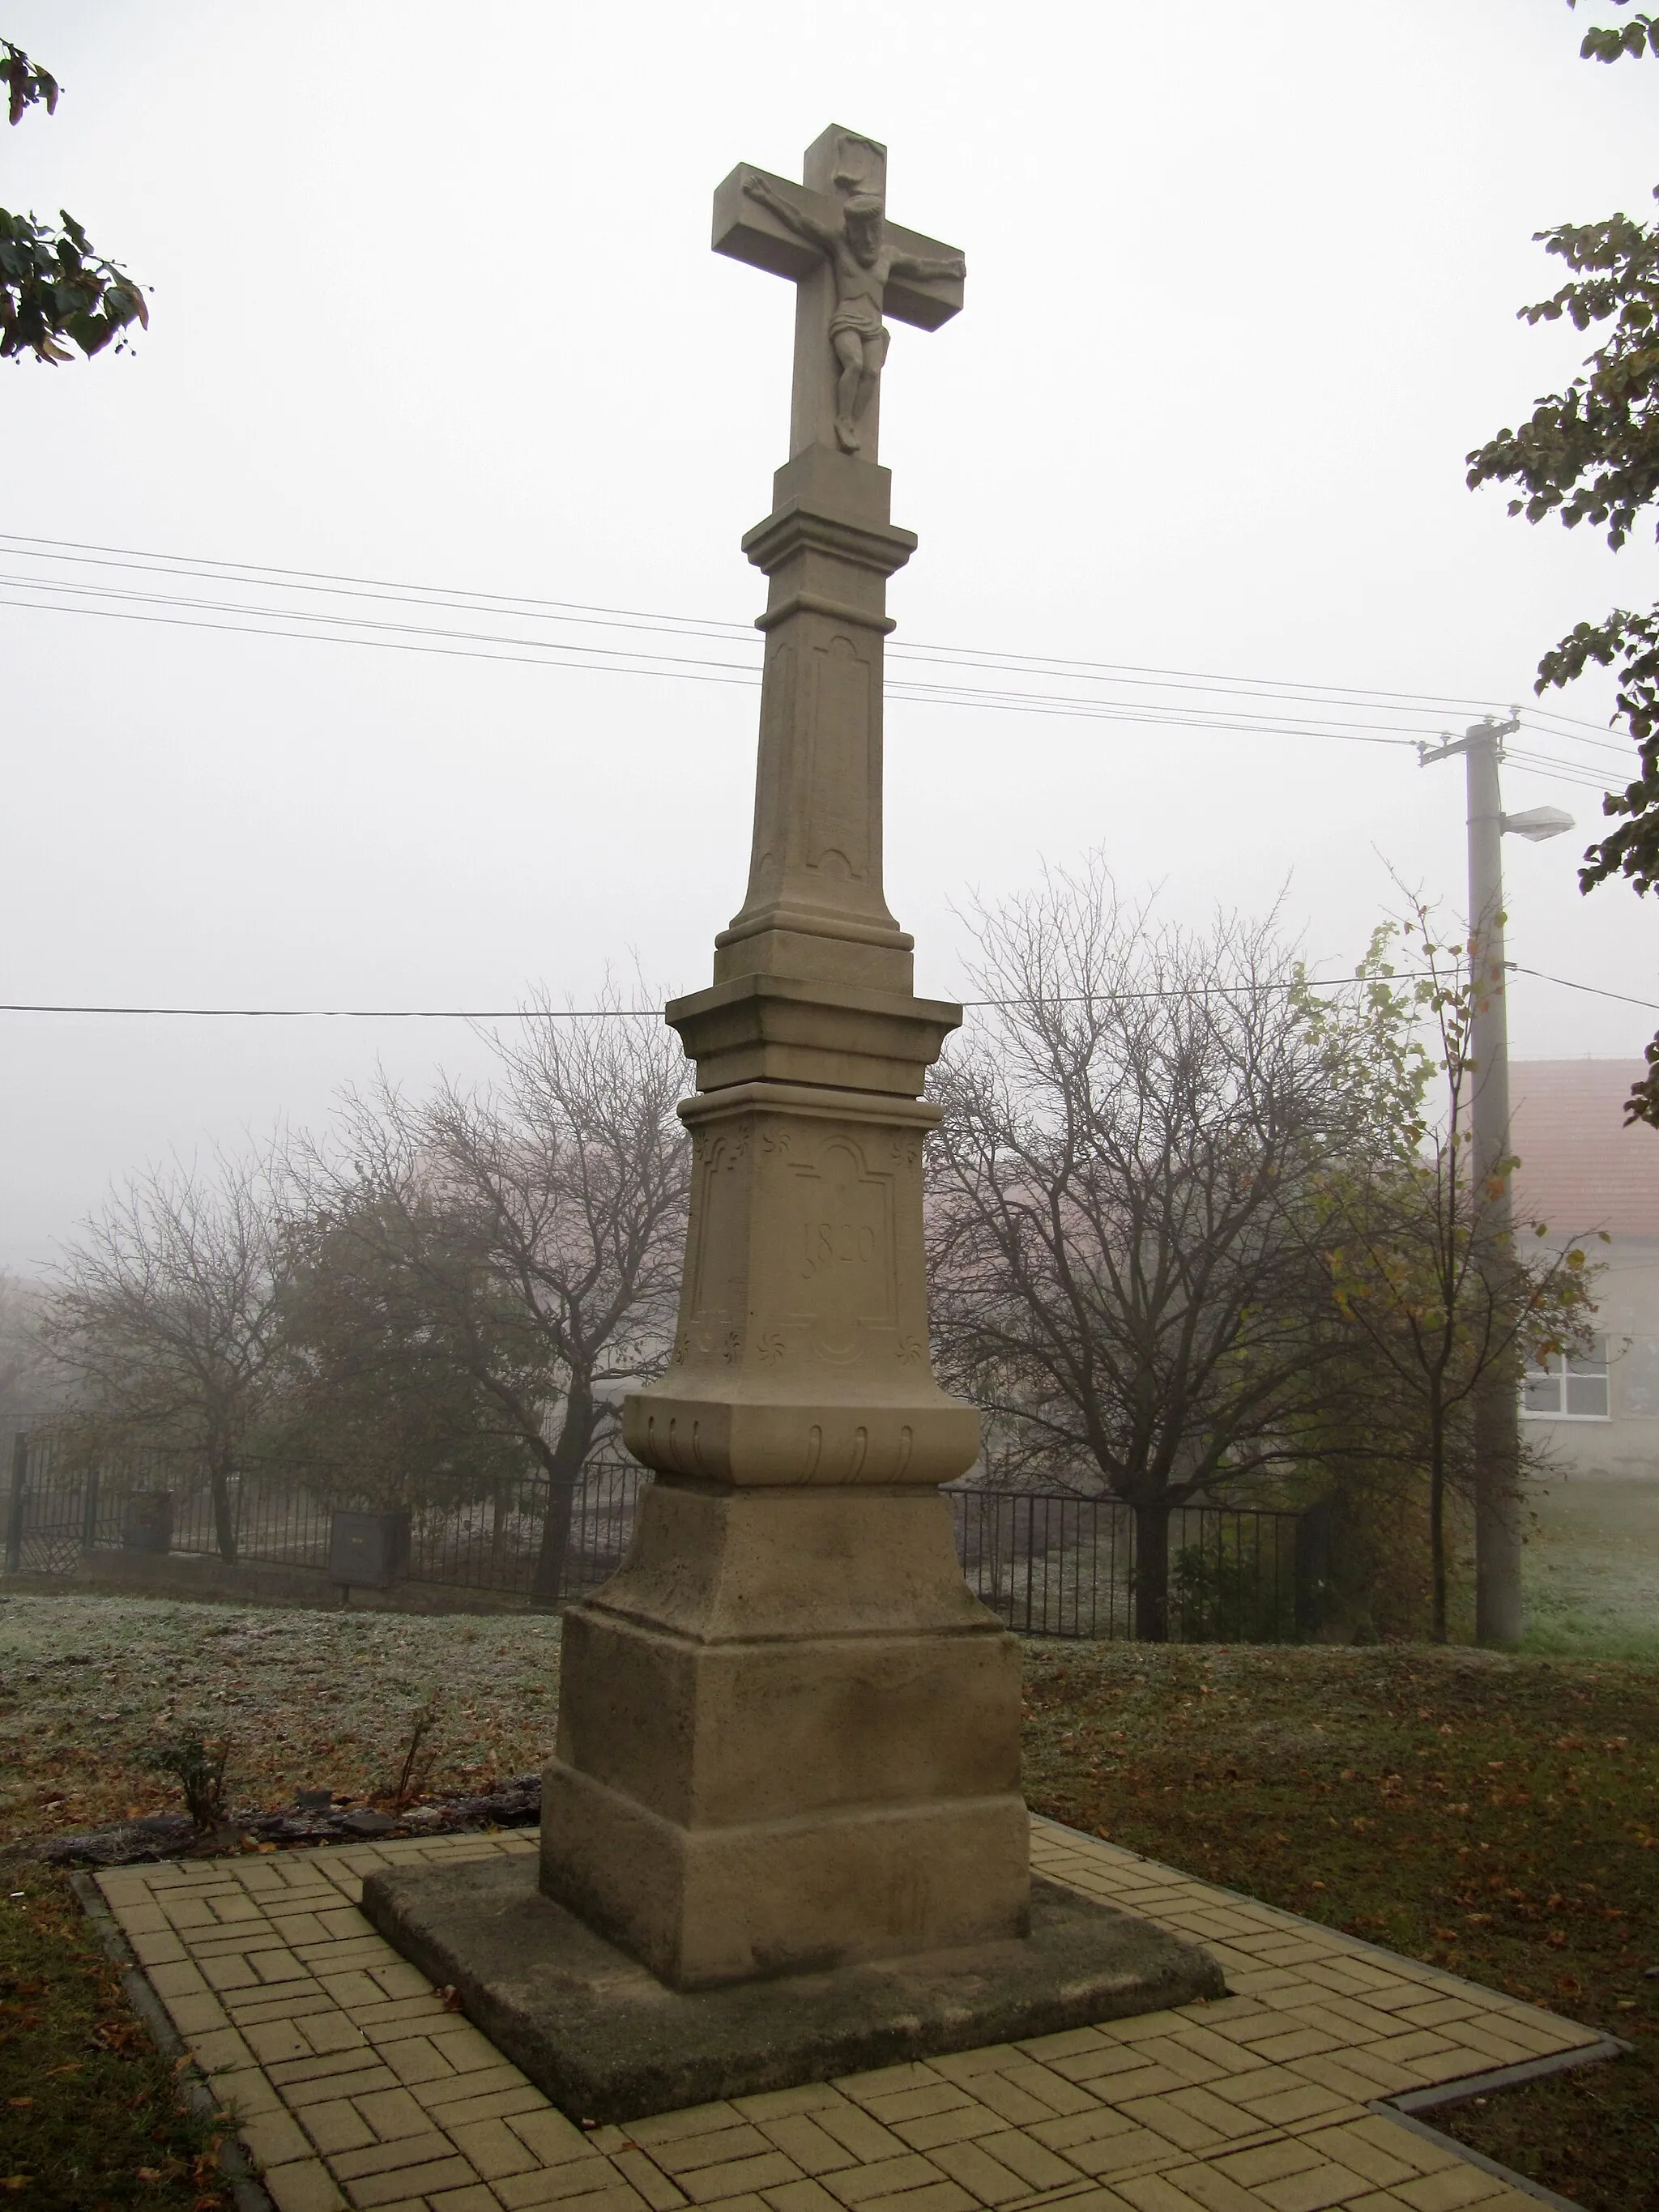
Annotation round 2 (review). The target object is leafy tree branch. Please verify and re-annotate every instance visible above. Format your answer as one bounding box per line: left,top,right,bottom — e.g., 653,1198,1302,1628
1466,3,1659,1124
1,35,147,364
1568,0,1659,64
2,36,57,123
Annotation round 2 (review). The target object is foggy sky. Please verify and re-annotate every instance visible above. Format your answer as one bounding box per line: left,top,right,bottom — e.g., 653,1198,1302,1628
3,0,1657,1270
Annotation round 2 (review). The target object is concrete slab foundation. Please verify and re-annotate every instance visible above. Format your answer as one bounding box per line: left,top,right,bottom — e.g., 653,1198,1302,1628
362,1853,1224,2124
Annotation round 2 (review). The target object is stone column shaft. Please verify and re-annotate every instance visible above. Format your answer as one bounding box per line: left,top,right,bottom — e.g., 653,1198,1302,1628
718,445,915,994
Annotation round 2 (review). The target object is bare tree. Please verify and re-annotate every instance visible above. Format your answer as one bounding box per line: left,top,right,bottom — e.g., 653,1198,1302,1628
0,1271,60,1443
41,1144,293,1560
927,861,1352,1640
305,991,691,1599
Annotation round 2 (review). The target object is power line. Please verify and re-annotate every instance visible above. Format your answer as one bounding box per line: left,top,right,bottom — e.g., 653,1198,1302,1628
8,572,1614,761
0,532,759,641
0,586,1447,748
0,595,766,694
0,574,763,682
0,530,1559,709
2,536,1640,828
0,530,1607,762
1510,965,1659,1013
1502,744,1621,795
0,963,1651,1019
1523,704,1633,757
0,1000,650,1020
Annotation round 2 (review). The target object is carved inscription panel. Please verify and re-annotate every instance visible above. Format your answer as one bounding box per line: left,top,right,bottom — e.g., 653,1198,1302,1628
805,636,872,879
787,1136,894,1362
688,1130,750,1326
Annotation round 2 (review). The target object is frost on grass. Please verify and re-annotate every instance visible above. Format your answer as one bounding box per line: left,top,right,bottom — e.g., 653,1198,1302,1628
0,1592,562,1847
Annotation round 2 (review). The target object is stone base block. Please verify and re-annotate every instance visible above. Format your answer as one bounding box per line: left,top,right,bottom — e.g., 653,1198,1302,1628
539,1482,1029,1990
541,1766,1030,1988
363,1856,1226,2125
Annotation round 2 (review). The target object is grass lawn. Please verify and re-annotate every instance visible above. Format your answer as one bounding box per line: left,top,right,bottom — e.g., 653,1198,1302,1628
0,1593,563,2208
0,1873,232,2211
1523,1477,1659,1663
0,1595,563,1847
2,1592,1657,2210
1022,1639,1659,2212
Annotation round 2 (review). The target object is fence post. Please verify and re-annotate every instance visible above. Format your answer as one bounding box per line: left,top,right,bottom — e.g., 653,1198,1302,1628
4,1433,27,1574
80,1464,102,1554
1293,1498,1335,1640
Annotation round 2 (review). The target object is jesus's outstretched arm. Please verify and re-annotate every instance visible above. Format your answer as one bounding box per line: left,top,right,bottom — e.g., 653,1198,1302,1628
889,250,966,283
743,173,842,256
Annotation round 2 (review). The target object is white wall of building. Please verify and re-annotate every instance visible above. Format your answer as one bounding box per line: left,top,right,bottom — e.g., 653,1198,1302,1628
1524,1234,1659,1482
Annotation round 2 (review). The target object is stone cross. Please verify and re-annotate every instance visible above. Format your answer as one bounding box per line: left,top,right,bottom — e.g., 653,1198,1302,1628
713,126,965,460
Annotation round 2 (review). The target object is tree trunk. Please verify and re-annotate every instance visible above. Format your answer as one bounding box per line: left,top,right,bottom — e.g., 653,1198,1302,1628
531,1466,578,1605
1132,1498,1172,1643
208,1449,238,1564
1428,1405,1447,1645
531,1390,596,1605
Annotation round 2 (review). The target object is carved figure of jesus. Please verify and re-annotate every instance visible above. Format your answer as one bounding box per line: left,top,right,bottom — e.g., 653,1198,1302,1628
741,174,966,455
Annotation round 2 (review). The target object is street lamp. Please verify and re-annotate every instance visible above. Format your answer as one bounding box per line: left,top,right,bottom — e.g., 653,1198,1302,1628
1420,721,1574,1643
1503,805,1576,845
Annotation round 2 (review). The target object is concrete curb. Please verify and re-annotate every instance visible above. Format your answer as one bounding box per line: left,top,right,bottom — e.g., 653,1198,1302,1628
1371,2106,1596,2212
1038,1813,1631,2212
1362,2034,1634,2212
69,1869,275,2212
1383,2032,1631,2116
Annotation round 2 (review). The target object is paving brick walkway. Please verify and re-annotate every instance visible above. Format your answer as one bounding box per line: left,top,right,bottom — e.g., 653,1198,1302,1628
92,1818,1609,2212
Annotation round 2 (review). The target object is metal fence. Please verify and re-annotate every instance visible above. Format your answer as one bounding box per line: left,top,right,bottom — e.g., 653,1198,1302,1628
2,1432,647,1606
4,1430,1314,1640
947,1489,1304,1643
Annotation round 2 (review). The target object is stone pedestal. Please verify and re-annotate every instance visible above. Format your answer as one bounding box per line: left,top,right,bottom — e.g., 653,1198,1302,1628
536,445,1031,1990
541,1486,1026,1988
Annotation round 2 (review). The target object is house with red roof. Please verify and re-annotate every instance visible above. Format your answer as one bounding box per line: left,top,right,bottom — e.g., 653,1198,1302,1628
1511,1060,1659,1481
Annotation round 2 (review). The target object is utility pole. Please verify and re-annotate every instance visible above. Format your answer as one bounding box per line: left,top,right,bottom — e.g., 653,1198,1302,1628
1420,715,1573,1643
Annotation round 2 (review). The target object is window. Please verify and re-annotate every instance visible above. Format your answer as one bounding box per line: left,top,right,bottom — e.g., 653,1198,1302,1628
1522,1340,1610,1420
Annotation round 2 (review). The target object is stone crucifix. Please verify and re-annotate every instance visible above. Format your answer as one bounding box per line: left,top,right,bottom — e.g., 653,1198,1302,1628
362,119,1218,2115
537,124,1030,2000
713,126,965,459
